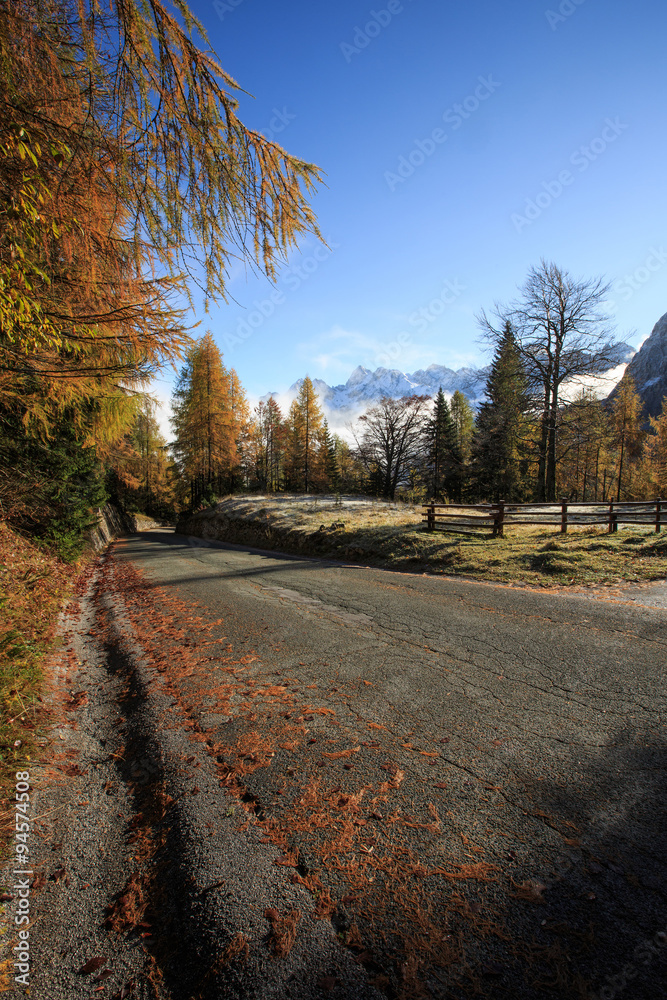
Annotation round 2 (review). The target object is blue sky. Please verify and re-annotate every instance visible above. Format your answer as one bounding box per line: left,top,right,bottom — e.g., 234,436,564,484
154,0,667,422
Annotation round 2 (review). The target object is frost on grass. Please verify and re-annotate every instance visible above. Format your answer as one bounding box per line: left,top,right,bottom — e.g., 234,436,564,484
178,495,667,586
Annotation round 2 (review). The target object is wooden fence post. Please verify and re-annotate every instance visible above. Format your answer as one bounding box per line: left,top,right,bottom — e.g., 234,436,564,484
427,502,435,532
608,499,618,533
494,501,505,538
656,497,662,534
560,497,568,534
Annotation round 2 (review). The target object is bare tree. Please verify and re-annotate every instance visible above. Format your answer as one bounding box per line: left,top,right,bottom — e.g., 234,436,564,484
354,396,430,499
478,260,626,501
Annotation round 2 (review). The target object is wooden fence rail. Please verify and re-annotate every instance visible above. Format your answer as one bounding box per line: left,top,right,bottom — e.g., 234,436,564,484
422,498,666,537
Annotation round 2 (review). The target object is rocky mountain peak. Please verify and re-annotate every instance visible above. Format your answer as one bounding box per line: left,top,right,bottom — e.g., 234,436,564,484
612,313,667,417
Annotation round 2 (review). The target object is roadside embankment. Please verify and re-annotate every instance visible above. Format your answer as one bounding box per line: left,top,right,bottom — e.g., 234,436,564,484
88,504,170,552
0,505,162,857
176,494,667,588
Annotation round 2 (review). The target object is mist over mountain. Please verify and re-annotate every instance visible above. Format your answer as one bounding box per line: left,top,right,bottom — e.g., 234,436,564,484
261,348,638,434
262,363,489,430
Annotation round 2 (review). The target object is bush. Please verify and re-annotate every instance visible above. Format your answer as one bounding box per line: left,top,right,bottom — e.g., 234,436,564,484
0,409,106,561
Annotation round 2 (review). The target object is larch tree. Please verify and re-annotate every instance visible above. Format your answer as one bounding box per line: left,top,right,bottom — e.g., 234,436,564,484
557,391,611,501
107,401,174,517
224,368,251,492
333,435,365,493
610,375,645,500
285,377,325,492
171,333,232,484
641,397,667,497
478,261,626,501
1,0,323,538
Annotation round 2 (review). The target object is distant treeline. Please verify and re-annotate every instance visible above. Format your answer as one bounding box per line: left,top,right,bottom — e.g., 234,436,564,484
166,319,666,512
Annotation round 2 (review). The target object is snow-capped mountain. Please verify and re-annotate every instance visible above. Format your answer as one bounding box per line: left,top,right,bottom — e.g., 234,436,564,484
259,345,636,436
262,363,488,424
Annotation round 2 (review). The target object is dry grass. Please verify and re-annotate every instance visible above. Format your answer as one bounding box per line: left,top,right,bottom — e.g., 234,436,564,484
179,495,667,588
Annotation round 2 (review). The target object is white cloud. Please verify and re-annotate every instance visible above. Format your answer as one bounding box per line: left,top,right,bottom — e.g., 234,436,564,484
561,363,628,402
296,324,481,380
146,382,175,443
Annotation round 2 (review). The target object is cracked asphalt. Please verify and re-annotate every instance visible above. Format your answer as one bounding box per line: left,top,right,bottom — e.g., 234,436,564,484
17,528,667,1000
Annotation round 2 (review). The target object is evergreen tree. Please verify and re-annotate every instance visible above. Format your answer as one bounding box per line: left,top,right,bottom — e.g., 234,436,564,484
470,322,531,502
321,420,340,492
0,407,106,561
449,391,475,501
424,388,457,499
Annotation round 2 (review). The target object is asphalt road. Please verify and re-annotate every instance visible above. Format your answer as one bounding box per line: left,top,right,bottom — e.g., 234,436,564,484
22,528,667,1000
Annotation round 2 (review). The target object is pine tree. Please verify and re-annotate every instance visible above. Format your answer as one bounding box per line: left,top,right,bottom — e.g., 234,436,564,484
470,322,531,502
449,391,475,501
321,420,340,492
424,388,457,500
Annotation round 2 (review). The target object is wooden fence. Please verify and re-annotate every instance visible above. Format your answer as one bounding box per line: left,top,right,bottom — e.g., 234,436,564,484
422,499,666,537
